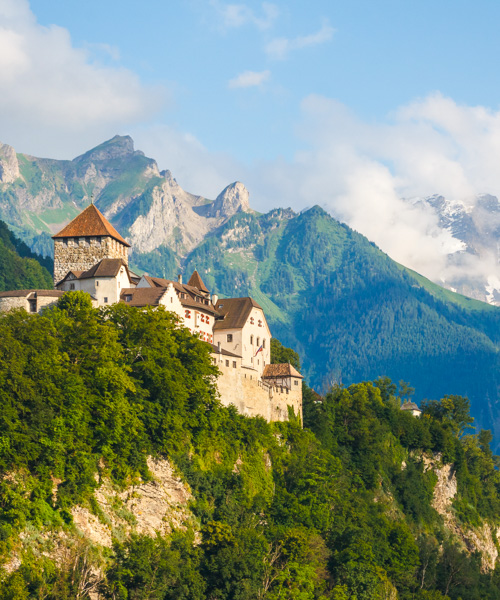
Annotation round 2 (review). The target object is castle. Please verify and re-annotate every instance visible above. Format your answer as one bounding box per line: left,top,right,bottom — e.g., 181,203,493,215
0,204,303,422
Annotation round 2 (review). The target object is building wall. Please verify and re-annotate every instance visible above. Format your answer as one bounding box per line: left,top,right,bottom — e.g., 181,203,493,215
59,266,132,306
213,352,302,422
213,306,271,376
0,295,61,314
54,236,128,284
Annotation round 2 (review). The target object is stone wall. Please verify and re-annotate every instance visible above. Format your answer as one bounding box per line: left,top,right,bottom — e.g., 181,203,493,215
214,353,302,422
53,236,128,283
0,295,61,314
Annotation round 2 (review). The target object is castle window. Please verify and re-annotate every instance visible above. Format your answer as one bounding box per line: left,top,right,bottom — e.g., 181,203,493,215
257,337,260,346
294,380,299,386
227,334,233,342
28,299,37,313
104,297,108,303
125,294,132,302
233,361,236,368
70,283,75,290
225,360,229,367
96,281,99,287
250,335,254,344
263,339,266,348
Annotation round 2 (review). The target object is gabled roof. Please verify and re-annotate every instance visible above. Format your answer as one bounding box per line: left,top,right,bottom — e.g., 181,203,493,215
120,287,168,307
213,297,263,330
263,363,303,379
79,258,129,279
188,270,209,293
138,275,218,314
52,204,131,247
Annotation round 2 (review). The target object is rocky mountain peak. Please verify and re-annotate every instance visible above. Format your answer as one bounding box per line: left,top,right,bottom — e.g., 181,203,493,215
73,135,136,163
0,143,20,184
205,182,250,219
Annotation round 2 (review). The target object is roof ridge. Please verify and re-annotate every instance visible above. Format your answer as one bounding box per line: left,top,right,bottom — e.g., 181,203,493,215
52,204,130,247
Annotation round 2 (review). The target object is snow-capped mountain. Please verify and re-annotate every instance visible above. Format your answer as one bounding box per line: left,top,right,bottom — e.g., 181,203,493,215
410,194,500,305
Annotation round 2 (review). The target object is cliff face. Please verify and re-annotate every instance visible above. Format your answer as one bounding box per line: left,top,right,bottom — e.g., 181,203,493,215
426,454,500,572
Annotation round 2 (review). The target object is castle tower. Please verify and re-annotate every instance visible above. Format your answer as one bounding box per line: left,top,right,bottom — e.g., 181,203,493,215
52,204,130,284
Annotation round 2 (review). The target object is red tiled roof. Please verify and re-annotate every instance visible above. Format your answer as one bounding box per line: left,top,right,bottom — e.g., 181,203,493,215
52,204,130,247
213,297,263,330
263,363,303,379
188,270,209,293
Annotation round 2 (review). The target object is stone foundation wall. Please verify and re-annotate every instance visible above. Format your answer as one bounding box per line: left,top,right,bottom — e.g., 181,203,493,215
0,295,61,314
54,236,128,283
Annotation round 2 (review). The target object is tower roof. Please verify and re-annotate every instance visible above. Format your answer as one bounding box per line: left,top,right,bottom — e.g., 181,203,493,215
52,204,130,247
187,270,209,293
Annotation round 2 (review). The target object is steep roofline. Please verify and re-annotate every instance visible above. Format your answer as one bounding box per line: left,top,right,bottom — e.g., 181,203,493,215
52,204,131,247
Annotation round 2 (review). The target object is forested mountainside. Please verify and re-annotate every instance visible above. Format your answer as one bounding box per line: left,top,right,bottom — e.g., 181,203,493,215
0,220,52,291
1,293,500,600
177,206,500,448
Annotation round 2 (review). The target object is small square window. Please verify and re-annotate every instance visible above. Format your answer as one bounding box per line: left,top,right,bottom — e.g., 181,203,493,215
125,294,132,302
104,297,108,303
227,334,233,342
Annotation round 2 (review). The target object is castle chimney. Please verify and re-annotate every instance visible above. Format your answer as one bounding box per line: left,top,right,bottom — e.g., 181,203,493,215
177,274,182,284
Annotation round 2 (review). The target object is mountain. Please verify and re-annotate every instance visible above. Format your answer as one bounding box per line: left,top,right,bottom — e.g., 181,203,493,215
1,136,499,446
178,206,500,447
408,194,500,306
0,220,52,291
0,135,252,259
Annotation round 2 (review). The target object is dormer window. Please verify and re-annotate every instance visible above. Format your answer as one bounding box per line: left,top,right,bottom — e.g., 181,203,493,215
125,294,132,302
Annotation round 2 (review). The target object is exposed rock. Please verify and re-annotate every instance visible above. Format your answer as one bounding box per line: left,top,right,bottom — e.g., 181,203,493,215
204,182,250,219
0,143,20,183
424,453,499,572
73,135,136,163
71,457,193,547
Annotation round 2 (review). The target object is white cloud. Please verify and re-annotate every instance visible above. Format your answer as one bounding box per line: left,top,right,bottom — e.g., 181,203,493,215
210,1,279,30
0,0,164,158
228,69,270,88
265,19,335,60
131,93,500,298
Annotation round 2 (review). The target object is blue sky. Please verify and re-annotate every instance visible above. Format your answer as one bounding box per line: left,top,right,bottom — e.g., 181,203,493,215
25,0,500,162
1,0,500,285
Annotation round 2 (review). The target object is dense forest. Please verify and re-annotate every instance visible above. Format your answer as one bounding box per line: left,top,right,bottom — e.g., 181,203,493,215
0,220,52,291
1,295,500,599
